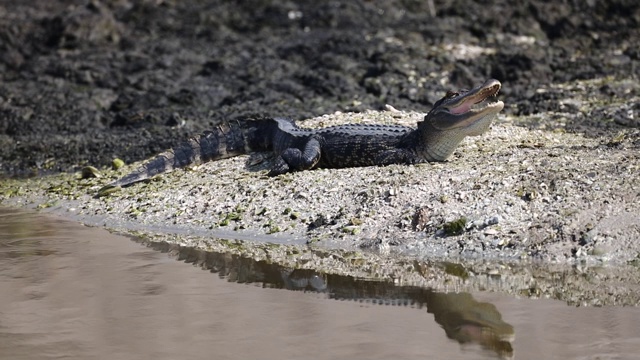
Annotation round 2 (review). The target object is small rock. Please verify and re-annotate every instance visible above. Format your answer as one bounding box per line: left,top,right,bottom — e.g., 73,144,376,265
112,158,125,170
580,229,597,245
485,215,501,226
81,166,101,179
471,219,484,229
295,191,310,200
590,244,608,257
484,228,498,236
412,207,430,231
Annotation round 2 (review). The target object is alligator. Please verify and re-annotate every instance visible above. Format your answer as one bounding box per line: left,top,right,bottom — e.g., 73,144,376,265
99,79,503,194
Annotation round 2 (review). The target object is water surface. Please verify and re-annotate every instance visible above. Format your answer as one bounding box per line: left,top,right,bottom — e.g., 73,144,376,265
0,208,638,359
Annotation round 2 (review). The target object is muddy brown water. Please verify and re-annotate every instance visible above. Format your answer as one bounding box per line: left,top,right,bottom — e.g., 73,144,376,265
0,208,638,360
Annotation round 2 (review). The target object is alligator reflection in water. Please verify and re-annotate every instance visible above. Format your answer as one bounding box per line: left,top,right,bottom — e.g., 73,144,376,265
146,240,515,358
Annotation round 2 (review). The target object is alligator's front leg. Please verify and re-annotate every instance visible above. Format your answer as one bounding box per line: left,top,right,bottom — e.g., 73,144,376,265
268,137,322,176
374,148,420,166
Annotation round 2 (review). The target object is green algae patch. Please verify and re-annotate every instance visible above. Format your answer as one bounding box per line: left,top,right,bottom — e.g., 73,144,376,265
2,184,26,198
37,200,59,209
443,217,467,236
218,212,242,226
341,225,361,235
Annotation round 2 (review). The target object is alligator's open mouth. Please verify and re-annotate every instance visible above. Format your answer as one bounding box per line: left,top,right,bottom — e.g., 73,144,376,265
448,79,503,116
426,79,504,131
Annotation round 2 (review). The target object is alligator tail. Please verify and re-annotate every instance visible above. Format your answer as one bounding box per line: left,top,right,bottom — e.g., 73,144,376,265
98,119,274,195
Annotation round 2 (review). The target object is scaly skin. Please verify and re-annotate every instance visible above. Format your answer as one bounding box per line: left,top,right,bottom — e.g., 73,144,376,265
98,79,503,195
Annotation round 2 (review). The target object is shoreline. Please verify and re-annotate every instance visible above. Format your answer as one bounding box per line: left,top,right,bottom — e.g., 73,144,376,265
2,104,639,306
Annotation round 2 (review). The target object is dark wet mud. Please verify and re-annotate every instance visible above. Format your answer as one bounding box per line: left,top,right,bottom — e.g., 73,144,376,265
1,0,638,177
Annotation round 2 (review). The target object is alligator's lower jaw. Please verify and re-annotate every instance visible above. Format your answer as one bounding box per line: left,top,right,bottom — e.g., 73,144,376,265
454,100,504,127
477,99,504,114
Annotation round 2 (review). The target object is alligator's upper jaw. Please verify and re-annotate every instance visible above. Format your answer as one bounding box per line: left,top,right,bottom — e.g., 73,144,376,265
431,79,504,130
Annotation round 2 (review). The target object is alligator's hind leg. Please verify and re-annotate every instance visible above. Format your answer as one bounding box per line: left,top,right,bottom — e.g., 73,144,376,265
268,138,321,176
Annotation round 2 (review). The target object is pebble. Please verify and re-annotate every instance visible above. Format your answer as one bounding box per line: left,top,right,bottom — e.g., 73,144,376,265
485,215,501,226
484,228,498,235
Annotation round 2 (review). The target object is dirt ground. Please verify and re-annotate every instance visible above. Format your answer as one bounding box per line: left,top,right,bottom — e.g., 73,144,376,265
1,1,640,296
1,0,638,176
